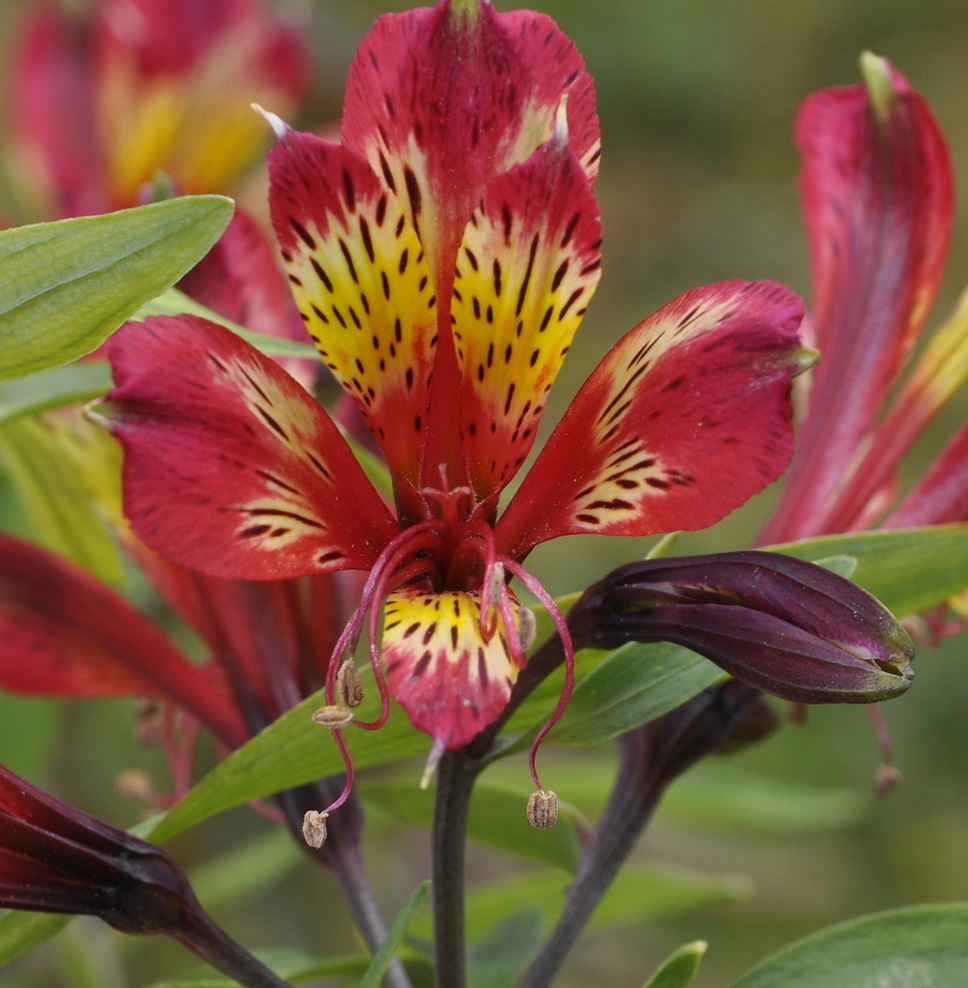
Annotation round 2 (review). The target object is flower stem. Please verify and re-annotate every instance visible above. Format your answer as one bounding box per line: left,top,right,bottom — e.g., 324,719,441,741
172,906,294,988
431,749,477,988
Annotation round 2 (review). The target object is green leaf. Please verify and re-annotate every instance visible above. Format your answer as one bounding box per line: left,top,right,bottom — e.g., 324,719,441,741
0,416,123,583
641,940,707,988
775,525,968,616
660,766,867,835
0,362,112,425
0,911,70,967
0,196,233,381
364,782,584,873
468,910,548,988
726,902,968,988
135,287,319,360
548,641,726,747
361,881,430,988
143,687,431,844
187,827,302,911
411,863,749,942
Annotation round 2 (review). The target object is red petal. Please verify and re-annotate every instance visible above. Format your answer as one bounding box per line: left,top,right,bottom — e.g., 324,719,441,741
887,424,968,528
0,535,245,745
342,0,599,297
101,315,399,579
268,130,437,484
762,58,953,541
382,588,523,751
497,282,804,558
454,135,602,497
9,8,103,216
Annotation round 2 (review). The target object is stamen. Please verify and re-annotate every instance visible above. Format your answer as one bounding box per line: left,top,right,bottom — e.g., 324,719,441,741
302,810,329,848
501,557,575,792
526,789,559,829
517,606,537,653
335,660,365,707
312,704,354,728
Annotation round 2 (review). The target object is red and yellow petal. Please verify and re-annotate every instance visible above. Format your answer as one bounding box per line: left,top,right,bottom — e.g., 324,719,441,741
269,128,437,484
763,55,953,541
496,281,805,558
382,587,525,751
341,0,600,299
100,315,399,580
453,132,602,497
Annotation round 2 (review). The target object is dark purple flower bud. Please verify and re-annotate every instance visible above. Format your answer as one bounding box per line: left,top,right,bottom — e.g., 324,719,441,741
0,764,289,988
569,551,914,704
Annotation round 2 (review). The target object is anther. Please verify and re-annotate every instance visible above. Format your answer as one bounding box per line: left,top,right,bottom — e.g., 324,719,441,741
302,810,329,848
517,606,537,653
527,790,559,829
336,661,365,708
312,704,354,729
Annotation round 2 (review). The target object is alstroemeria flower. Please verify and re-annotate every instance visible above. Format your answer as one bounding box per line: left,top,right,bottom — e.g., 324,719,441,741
8,0,309,216
760,54,964,545
0,762,290,987
99,0,805,788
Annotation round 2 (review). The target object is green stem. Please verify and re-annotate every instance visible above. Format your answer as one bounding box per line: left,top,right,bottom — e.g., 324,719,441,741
431,750,478,988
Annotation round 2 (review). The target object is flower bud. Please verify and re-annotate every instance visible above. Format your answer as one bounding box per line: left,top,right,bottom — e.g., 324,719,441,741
569,551,914,704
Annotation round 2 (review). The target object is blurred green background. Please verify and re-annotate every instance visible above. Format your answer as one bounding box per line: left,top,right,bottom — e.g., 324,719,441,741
2,1,968,986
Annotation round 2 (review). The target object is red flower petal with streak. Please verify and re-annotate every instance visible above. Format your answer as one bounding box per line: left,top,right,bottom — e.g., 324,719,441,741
761,57,953,541
103,316,399,580
498,281,804,557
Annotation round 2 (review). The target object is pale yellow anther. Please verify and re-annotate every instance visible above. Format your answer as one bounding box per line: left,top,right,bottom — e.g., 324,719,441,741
517,606,537,653
335,661,365,708
312,704,354,729
302,810,329,848
526,789,559,829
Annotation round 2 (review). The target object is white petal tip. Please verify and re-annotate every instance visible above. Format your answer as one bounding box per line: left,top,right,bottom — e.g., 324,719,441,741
251,103,289,139
554,96,570,146
419,738,447,790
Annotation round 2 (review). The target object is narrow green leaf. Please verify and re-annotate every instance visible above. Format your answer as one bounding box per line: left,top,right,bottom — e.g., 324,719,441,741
0,416,123,583
361,881,430,988
0,362,112,425
364,782,584,873
187,827,302,911
660,766,867,835
726,903,968,988
468,910,548,988
775,524,968,616
411,863,749,941
641,941,707,988
549,641,726,747
135,287,319,359
143,687,431,843
0,911,70,967
0,196,233,380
